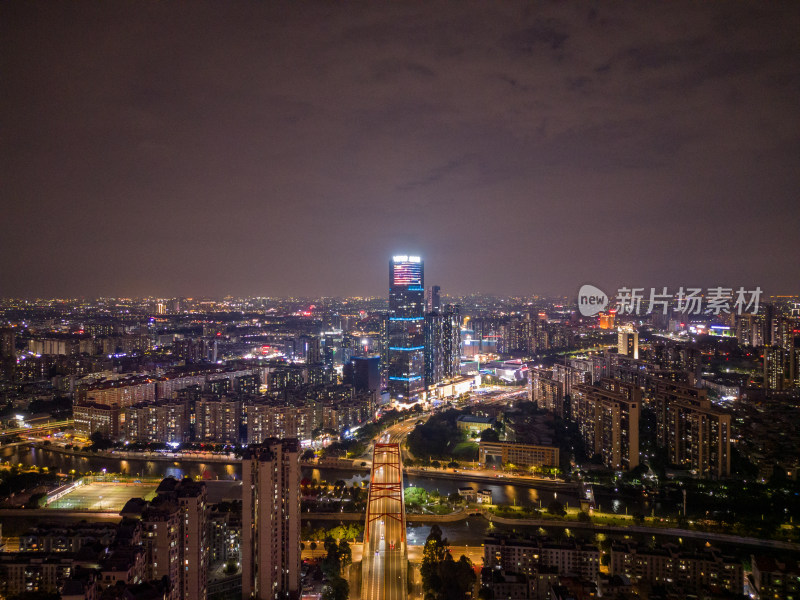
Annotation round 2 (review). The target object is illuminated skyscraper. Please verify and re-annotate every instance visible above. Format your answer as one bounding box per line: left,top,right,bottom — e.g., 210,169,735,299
617,324,639,359
426,285,441,313
425,304,461,387
388,255,425,403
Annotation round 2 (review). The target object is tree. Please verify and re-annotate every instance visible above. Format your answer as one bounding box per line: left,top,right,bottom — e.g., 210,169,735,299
421,526,477,600
547,500,566,516
590,453,605,465
338,539,352,568
421,526,447,594
478,587,494,600
480,428,499,443
577,511,591,522
439,554,476,600
89,431,113,451
301,449,316,461
322,576,349,600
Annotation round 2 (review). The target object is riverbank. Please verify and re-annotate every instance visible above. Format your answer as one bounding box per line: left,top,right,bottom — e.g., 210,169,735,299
27,442,239,464
304,508,800,551
404,467,577,490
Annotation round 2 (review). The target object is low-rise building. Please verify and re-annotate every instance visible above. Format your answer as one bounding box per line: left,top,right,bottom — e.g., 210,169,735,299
485,537,599,582
479,441,559,469
457,487,477,502
456,414,496,434
478,489,493,504
610,541,742,594
19,522,118,553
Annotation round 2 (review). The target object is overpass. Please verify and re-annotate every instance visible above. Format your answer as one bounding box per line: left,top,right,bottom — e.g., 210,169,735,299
0,420,73,439
361,442,408,600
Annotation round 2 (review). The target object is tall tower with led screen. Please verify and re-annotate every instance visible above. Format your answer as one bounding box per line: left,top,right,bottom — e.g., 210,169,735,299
388,255,425,403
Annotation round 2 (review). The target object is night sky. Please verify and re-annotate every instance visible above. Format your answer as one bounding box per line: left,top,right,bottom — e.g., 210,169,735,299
2,2,799,298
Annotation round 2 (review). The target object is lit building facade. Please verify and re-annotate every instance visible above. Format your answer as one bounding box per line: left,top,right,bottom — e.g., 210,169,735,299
571,381,640,471
763,345,787,391
649,380,731,478
617,325,639,359
137,478,208,600
242,439,301,600
387,255,425,403
424,304,461,388
74,402,120,439
478,441,560,469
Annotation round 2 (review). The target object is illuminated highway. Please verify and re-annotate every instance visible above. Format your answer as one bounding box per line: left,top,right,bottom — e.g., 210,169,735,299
361,442,408,600
0,419,73,439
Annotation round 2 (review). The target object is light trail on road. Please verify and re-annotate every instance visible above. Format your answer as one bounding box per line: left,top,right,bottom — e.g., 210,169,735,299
361,442,408,600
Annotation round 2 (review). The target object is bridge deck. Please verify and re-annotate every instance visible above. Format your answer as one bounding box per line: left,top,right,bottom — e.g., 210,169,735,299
361,443,408,600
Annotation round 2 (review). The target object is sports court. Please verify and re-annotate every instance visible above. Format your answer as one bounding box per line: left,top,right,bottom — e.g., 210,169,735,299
48,481,158,511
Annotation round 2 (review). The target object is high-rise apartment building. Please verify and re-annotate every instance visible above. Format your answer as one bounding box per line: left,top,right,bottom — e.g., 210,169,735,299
0,327,15,381
74,402,120,440
387,255,425,403
502,314,536,355
763,345,787,391
159,478,208,600
530,368,565,417
426,285,441,313
648,379,731,478
242,439,301,600
137,478,208,600
665,395,731,478
617,324,639,359
195,396,242,444
424,304,461,388
245,401,315,443
571,380,640,471
124,400,189,444
343,355,381,396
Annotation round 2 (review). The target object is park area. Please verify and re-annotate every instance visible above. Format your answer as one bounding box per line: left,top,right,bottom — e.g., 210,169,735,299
48,480,158,511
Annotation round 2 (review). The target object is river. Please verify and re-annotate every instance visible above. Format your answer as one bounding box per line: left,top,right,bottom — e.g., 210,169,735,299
1,445,652,514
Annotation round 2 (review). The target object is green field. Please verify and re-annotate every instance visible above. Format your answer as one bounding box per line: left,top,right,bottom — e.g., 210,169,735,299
451,441,479,460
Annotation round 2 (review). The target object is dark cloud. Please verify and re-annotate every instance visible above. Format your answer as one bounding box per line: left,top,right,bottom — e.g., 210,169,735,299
1,1,799,298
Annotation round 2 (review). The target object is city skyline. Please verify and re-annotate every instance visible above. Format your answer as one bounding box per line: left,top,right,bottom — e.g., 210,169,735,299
2,4,800,600
2,3,800,298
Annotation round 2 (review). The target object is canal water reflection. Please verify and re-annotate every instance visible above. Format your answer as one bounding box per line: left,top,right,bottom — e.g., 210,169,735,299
1,445,648,514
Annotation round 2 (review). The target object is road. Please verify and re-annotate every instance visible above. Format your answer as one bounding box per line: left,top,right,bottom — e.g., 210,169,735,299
384,417,425,445
303,544,483,567
0,419,73,439
377,410,574,492
361,442,408,600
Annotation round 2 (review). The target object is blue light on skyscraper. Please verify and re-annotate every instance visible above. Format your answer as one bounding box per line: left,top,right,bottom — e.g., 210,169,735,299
387,255,425,403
